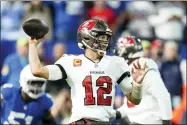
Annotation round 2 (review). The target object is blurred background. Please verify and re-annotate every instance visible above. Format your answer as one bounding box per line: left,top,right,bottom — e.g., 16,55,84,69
0,1,186,125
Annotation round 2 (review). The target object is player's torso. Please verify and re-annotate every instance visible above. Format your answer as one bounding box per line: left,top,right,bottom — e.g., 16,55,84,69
65,55,121,122
123,59,162,124
124,89,161,123
1,89,45,125
123,90,162,124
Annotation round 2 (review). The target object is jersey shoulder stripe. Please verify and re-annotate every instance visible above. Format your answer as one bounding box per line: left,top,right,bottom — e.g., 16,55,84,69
55,64,67,79
117,71,131,84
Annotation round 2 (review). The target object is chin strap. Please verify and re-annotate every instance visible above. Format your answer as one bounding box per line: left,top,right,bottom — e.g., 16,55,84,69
79,40,107,56
78,42,85,49
97,50,106,56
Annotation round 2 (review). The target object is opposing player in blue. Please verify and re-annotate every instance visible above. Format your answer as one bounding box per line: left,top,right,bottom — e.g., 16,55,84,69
0,65,56,125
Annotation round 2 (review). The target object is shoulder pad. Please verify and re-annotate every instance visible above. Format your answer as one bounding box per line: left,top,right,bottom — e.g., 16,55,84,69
107,55,125,64
146,59,159,71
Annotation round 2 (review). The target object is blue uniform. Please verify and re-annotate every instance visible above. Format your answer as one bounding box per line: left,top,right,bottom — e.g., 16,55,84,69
115,84,124,99
1,53,28,88
1,84,53,125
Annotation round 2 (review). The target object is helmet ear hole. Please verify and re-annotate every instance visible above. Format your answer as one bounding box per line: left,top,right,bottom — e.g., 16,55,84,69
78,42,85,49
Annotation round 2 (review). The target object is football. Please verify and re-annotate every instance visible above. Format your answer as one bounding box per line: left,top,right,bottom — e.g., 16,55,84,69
22,18,49,40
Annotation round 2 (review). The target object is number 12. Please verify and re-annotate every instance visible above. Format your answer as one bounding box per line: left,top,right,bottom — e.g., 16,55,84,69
82,76,112,106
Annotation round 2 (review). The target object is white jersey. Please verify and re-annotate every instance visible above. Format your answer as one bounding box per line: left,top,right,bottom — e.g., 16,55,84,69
54,54,132,123
120,59,172,124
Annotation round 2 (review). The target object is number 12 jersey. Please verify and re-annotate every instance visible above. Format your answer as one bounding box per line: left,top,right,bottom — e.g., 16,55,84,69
54,54,132,123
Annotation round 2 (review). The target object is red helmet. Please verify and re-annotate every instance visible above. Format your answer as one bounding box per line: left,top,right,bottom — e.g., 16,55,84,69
114,36,143,60
77,19,112,56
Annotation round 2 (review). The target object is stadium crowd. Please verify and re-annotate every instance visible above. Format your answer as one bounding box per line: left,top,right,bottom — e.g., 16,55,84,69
1,1,186,124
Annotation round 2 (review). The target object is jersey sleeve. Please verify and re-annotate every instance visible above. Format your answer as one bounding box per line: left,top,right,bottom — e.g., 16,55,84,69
46,65,63,80
116,57,133,95
143,69,172,120
146,58,159,71
46,54,69,80
1,83,14,100
54,54,70,79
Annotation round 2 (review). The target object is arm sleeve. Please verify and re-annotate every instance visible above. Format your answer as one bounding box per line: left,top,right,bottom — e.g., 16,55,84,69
144,70,172,120
46,55,69,81
46,65,63,80
117,59,133,95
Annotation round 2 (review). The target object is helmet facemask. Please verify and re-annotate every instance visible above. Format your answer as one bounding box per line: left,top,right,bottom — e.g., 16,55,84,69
82,29,112,56
20,65,47,99
22,80,46,99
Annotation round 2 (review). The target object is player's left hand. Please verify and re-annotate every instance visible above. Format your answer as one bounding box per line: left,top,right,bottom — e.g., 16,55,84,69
131,58,149,84
132,58,149,70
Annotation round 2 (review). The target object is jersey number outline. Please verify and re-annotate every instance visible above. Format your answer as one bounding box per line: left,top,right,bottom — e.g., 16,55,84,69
7,111,33,124
82,76,112,106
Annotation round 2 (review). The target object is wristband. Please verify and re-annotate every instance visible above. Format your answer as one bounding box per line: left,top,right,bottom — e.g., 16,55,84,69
131,81,143,99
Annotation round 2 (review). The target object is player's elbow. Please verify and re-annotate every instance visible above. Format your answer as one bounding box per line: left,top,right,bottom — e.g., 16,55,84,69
32,71,40,77
31,69,43,77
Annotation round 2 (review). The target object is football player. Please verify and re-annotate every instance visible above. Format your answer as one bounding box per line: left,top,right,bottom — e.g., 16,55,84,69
0,65,56,125
114,36,172,124
28,19,149,124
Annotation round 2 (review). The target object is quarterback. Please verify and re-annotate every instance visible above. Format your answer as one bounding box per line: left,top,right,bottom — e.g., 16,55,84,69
114,36,172,124
0,65,56,125
28,19,148,124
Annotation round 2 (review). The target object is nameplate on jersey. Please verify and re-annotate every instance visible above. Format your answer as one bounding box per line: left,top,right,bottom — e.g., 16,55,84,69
73,59,82,67
90,71,105,74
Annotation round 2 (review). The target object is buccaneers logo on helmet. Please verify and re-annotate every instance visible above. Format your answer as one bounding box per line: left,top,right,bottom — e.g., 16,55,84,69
78,21,96,32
